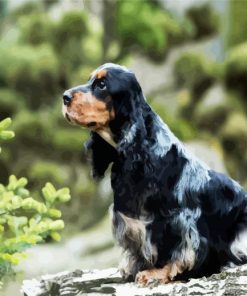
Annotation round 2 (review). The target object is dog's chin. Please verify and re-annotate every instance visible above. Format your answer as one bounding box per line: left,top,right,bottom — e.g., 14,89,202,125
64,112,101,130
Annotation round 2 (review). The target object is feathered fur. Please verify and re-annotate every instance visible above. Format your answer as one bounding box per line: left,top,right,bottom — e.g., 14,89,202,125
63,63,247,285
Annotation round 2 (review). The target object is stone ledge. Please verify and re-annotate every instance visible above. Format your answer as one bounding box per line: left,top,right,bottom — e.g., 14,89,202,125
22,265,247,296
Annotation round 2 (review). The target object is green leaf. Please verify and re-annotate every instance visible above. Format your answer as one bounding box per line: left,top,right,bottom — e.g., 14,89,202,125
0,131,15,140
0,118,12,131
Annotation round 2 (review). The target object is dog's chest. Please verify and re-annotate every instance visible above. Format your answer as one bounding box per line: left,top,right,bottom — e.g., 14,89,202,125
111,209,157,263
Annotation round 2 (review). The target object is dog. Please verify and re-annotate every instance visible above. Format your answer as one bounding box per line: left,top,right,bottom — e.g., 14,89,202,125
63,63,247,286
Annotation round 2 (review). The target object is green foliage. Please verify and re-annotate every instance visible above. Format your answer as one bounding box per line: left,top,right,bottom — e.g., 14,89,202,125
150,101,196,141
228,0,247,47
0,89,25,119
10,1,42,19
52,128,88,155
0,44,60,109
174,52,215,99
224,42,247,101
0,118,71,281
0,118,15,153
19,13,53,46
52,11,88,51
13,110,54,149
116,0,184,60
186,3,219,40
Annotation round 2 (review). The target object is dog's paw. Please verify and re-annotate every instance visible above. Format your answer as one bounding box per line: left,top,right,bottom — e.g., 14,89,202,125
135,270,169,287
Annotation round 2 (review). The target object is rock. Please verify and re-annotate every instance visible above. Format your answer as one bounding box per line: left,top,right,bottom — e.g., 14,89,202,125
22,265,247,296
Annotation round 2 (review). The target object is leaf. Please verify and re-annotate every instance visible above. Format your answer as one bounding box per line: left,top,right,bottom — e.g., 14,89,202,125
0,131,15,140
0,118,12,131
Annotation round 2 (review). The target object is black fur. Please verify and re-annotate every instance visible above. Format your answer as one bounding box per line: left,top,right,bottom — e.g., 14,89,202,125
66,63,247,282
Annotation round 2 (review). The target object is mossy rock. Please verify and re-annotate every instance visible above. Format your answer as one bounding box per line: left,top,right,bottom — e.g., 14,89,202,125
186,3,219,40
224,42,247,101
219,112,247,156
174,52,215,99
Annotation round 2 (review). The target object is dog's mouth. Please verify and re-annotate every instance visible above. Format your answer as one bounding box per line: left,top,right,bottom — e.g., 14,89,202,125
63,108,106,131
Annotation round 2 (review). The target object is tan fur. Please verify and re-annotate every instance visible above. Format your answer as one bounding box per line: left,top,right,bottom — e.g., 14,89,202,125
110,209,157,278
91,69,108,80
96,128,117,148
136,260,186,286
171,233,196,271
65,92,115,129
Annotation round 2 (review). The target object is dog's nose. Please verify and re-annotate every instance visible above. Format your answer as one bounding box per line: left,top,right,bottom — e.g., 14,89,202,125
63,91,73,106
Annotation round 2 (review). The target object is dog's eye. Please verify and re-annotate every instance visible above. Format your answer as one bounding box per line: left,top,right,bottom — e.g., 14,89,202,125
94,79,106,90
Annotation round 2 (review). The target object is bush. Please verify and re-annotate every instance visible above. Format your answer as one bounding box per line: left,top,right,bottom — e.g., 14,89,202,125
186,3,219,40
28,160,70,187
174,52,215,99
19,13,53,46
52,11,88,52
0,44,60,109
0,89,25,118
13,110,54,149
224,42,247,100
0,118,71,283
52,128,88,158
116,0,183,60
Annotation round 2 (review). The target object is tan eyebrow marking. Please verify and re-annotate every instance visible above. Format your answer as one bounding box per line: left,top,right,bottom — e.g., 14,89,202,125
95,69,107,79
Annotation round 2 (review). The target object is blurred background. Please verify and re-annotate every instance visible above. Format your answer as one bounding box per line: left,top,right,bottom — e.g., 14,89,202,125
0,0,247,294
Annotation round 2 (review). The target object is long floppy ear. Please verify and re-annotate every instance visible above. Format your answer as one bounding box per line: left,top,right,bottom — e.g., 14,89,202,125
85,132,117,180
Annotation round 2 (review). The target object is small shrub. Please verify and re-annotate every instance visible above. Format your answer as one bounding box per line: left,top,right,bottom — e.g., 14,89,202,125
0,118,71,283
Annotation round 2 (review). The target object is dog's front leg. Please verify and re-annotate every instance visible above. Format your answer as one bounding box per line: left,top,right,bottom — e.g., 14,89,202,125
119,251,152,282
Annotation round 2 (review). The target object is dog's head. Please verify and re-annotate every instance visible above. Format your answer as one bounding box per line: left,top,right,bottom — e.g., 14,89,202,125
63,63,145,179
62,63,142,134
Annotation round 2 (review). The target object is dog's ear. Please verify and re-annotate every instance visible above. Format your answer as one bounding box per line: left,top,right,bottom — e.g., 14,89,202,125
85,132,117,180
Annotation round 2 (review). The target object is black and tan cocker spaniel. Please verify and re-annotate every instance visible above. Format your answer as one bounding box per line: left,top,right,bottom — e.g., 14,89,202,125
63,63,247,286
